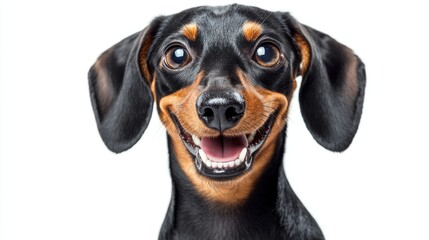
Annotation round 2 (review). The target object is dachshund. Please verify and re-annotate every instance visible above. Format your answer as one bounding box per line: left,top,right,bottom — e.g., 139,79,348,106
88,4,366,240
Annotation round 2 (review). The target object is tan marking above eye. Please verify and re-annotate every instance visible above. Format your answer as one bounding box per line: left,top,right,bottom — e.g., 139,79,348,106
242,21,263,42
181,23,198,41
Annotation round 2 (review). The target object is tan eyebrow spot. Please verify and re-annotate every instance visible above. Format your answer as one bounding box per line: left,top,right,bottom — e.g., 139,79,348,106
181,23,198,41
242,21,263,42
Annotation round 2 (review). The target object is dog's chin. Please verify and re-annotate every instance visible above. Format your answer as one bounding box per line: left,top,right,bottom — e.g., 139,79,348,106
171,113,276,181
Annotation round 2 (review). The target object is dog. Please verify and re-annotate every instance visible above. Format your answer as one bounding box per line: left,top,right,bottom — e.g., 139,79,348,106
88,4,365,239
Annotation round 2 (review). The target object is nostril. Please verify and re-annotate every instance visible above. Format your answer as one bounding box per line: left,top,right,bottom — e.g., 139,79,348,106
225,106,244,122
202,107,215,121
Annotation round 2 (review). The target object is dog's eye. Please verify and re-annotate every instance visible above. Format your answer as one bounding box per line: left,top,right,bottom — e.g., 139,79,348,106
254,43,281,67
164,46,191,69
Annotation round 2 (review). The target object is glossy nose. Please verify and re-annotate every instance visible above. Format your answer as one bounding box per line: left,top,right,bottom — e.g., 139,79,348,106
196,90,245,132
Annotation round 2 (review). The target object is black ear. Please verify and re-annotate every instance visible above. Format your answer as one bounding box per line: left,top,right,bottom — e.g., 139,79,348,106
88,19,162,153
286,16,366,152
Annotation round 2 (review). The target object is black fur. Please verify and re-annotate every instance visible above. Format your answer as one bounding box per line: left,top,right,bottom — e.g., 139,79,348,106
89,4,365,239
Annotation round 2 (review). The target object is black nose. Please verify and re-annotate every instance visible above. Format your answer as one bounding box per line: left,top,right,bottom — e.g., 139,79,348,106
196,90,245,132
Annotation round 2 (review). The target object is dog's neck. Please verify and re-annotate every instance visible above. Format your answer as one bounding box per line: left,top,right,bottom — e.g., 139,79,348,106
160,132,324,240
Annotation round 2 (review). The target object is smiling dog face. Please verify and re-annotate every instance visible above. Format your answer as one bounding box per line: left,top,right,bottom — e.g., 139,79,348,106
89,5,366,205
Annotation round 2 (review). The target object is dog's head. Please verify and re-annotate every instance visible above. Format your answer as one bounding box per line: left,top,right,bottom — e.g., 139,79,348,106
89,5,365,204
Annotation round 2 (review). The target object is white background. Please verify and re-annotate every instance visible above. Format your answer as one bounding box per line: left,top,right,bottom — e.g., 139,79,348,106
1,0,428,239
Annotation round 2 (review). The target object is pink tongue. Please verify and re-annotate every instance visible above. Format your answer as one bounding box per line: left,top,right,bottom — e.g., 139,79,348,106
201,135,248,162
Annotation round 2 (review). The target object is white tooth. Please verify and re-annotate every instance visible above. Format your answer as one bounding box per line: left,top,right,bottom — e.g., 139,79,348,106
192,135,201,147
211,161,218,168
223,162,229,168
214,162,221,169
235,159,241,166
228,161,235,168
247,132,256,143
198,149,208,162
206,159,212,168
239,148,247,162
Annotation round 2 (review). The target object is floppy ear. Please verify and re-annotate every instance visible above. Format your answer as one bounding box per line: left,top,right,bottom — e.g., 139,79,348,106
286,16,366,152
88,19,161,153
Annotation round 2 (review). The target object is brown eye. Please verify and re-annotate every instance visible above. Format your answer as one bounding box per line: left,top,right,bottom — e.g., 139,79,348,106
164,46,191,69
253,43,281,67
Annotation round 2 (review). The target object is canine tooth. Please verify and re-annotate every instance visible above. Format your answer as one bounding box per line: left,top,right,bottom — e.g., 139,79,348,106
206,159,212,168
228,161,235,168
247,132,256,143
192,135,201,147
239,148,247,162
235,159,241,166
198,149,208,162
223,162,229,168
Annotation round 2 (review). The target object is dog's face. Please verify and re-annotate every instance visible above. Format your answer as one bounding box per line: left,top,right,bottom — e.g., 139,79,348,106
148,7,300,203
89,5,365,205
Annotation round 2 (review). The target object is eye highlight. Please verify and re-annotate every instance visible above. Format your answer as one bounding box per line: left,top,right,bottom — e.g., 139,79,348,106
253,43,282,67
164,46,191,70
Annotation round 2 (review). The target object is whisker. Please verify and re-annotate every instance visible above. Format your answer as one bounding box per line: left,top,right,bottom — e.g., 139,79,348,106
259,12,273,25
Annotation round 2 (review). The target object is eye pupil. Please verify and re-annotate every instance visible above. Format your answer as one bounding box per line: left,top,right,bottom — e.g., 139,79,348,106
172,48,186,64
257,45,274,63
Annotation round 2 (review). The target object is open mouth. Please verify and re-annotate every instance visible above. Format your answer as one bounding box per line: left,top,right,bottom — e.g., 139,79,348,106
172,113,276,180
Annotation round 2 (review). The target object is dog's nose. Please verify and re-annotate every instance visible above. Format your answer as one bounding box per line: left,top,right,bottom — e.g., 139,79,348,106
196,90,245,132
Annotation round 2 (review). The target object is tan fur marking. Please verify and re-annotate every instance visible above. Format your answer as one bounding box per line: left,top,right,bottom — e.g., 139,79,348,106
150,73,157,101
182,23,198,41
242,21,263,42
294,33,311,75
